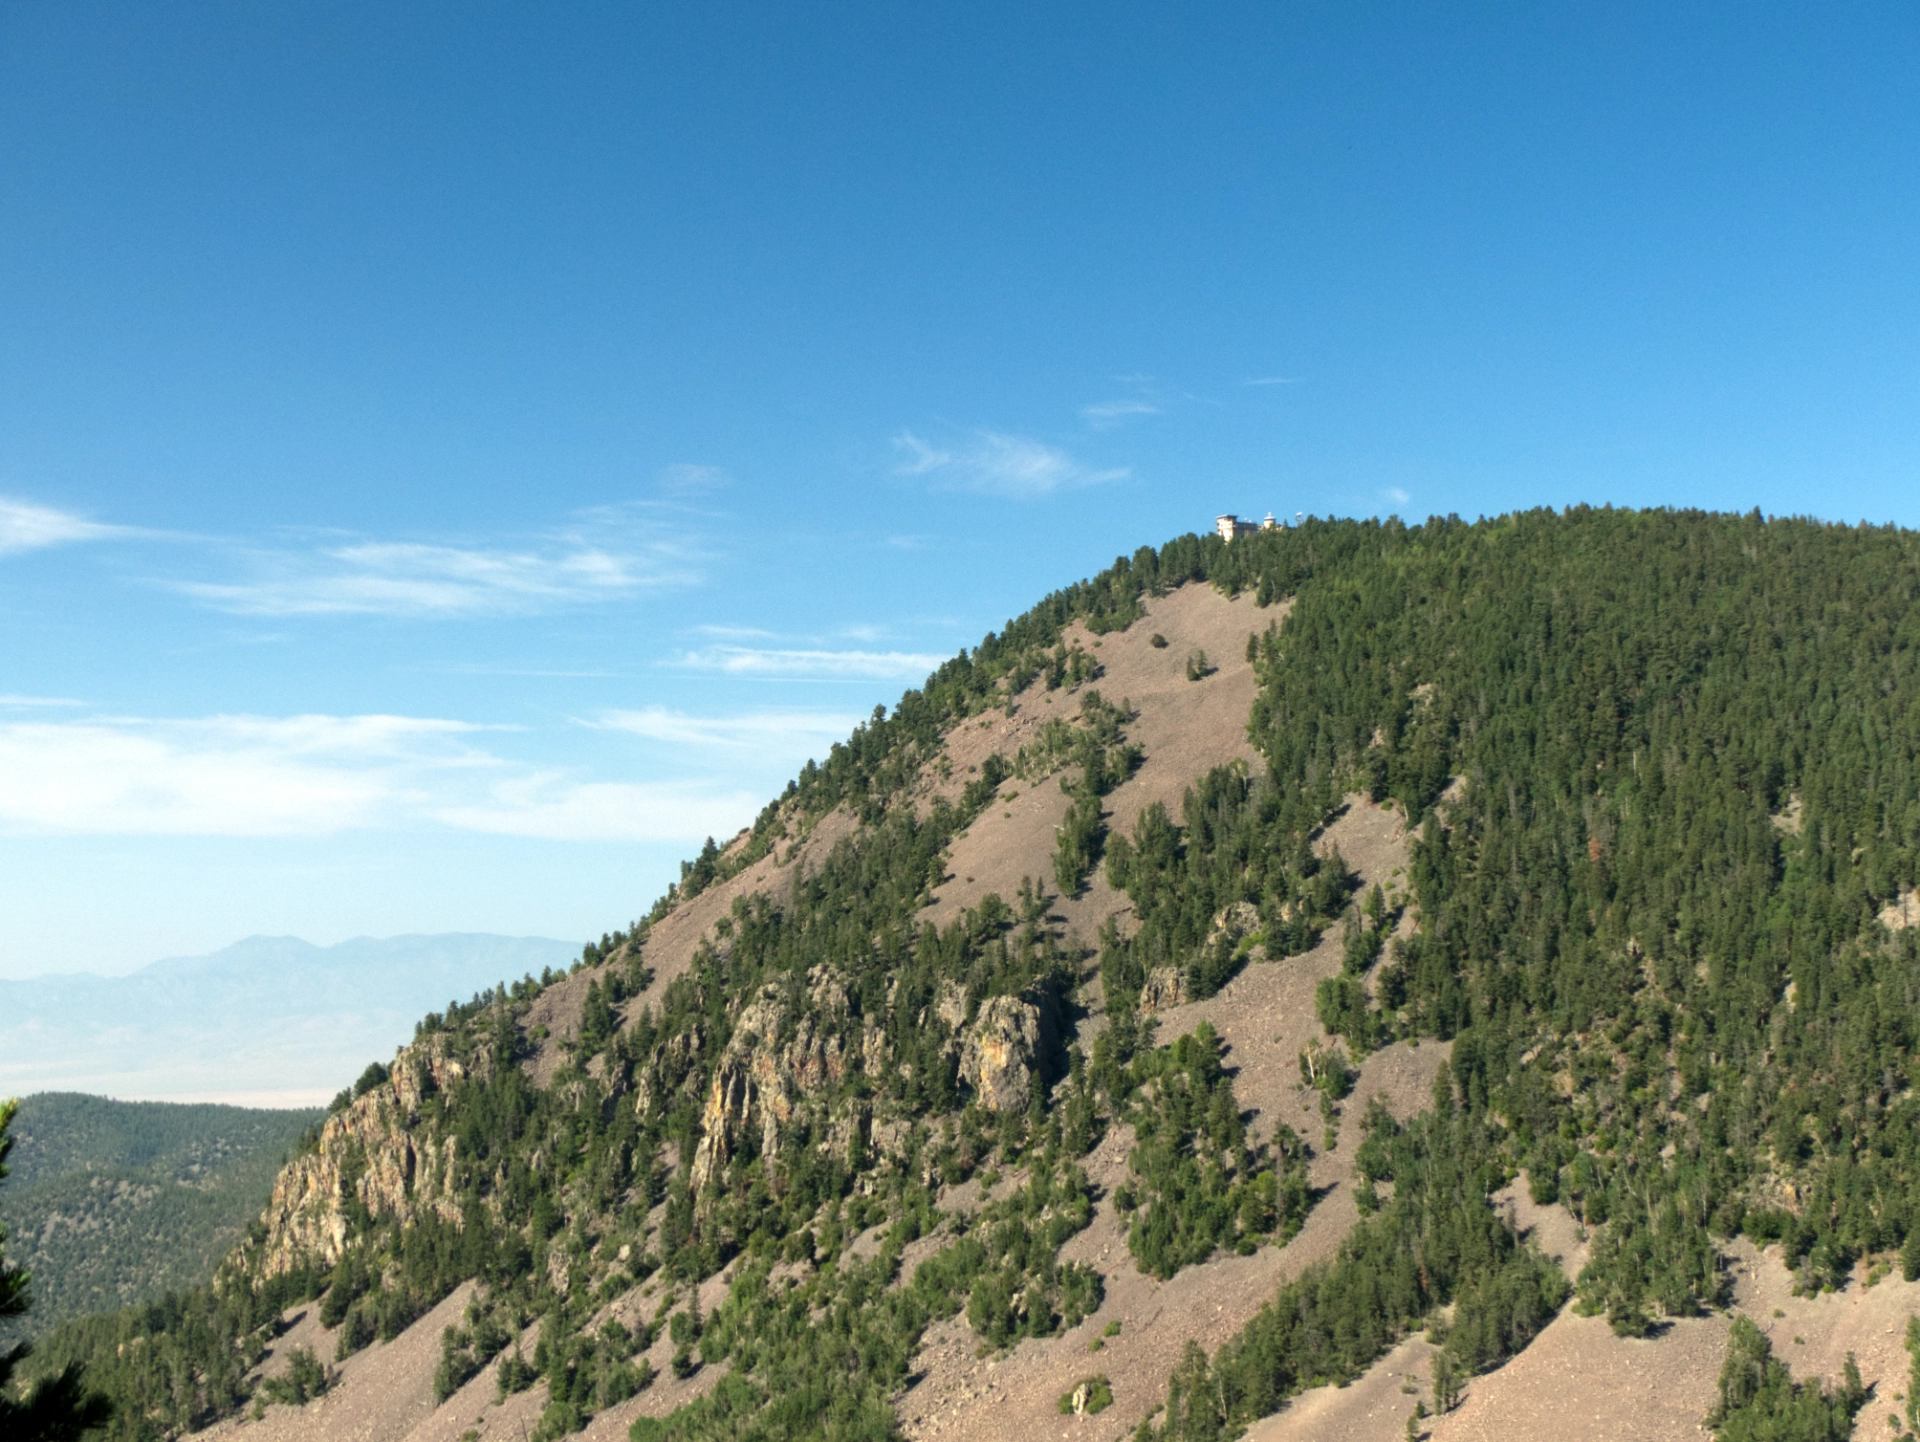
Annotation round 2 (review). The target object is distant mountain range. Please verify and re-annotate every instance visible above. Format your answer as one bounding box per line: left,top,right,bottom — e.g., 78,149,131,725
0,933,582,1106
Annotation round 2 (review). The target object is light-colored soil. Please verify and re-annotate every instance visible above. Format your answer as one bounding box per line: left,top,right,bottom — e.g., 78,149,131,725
896,794,1442,1442
1242,1332,1441,1442
1426,1311,1732,1442
1155,794,1434,1158
532,579,1274,1083
896,1032,1450,1442
1501,1175,1591,1280
1727,1241,1920,1439
525,805,861,1084
204,1283,475,1442
212,1265,754,1442
1245,1193,1920,1442
926,583,1277,942
631,805,860,1006
398,1315,546,1442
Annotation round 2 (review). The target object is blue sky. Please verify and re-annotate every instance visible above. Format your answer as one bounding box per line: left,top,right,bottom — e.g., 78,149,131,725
2,3,1916,977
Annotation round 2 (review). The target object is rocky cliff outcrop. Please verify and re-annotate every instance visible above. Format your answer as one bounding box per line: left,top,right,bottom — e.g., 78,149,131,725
958,995,1042,1113
1208,901,1261,948
252,1034,476,1277
689,964,893,1194
1137,965,1188,1013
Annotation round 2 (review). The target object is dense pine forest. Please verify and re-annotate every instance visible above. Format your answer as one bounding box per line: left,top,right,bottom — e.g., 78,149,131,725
0,1095,323,1337
17,507,1920,1442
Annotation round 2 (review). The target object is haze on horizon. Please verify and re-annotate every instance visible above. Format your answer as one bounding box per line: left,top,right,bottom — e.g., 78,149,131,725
2,3,1916,979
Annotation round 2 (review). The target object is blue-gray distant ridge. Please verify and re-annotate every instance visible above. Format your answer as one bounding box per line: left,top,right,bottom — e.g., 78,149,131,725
0,933,581,1104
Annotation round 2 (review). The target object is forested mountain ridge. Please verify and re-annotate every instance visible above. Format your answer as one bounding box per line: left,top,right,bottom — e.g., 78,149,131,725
0,1095,322,1336
26,507,1920,1442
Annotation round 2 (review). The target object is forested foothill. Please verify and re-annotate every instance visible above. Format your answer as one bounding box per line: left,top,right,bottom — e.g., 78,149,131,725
0,1095,322,1337
19,507,1920,1442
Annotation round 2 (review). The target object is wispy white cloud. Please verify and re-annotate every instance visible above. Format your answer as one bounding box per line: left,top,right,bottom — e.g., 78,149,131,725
0,694,84,709
659,463,730,495
671,645,947,680
0,714,486,836
692,624,780,641
1080,399,1161,429
893,433,955,475
1385,486,1412,506
892,430,1127,498
596,707,864,753
0,497,125,555
1245,376,1302,387
174,531,698,618
0,711,755,842
435,664,620,679
432,777,760,842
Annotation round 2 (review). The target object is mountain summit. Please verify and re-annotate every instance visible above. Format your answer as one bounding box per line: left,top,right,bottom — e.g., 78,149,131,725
29,509,1920,1442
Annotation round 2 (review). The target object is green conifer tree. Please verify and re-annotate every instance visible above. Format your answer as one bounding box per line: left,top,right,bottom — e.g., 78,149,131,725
0,1098,113,1439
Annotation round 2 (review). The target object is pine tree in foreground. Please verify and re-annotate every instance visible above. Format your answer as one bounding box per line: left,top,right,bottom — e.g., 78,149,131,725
0,1097,113,1440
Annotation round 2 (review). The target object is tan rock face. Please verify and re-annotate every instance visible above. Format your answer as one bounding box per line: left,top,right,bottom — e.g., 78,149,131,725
689,964,869,1194
934,979,969,1031
1208,901,1261,949
634,1023,703,1120
253,1034,474,1278
1138,965,1189,1014
959,995,1042,1113
1881,887,1920,932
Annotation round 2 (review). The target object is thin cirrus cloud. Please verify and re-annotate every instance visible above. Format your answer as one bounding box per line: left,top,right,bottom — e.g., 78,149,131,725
892,430,1127,498
0,712,754,842
172,535,698,618
669,645,948,680
0,713,485,836
1080,398,1161,430
0,496,127,555
690,624,779,641
430,776,760,843
658,463,730,495
596,706,865,754
5,496,702,620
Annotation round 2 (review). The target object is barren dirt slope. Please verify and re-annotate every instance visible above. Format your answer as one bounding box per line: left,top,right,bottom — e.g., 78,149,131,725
530,579,1270,1082
926,581,1275,944
1246,1179,1920,1442
896,797,1446,1442
522,805,861,1085
202,1283,475,1442
217,786,1457,1442
214,1263,747,1442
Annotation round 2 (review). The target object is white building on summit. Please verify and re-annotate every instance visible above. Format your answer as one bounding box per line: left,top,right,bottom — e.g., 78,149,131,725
1215,513,1280,542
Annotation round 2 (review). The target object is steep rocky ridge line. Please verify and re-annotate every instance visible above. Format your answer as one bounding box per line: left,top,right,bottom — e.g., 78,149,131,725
168,594,1539,1442
252,1036,477,1278
204,579,1306,1442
